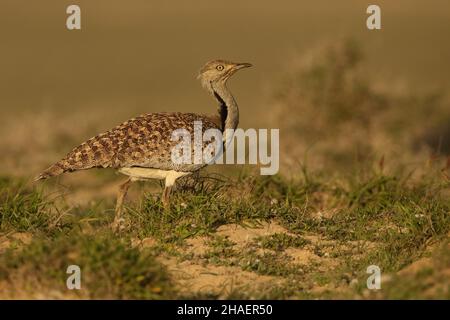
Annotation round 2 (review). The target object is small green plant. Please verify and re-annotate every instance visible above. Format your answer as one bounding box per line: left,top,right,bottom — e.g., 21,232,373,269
256,233,310,251
202,235,237,261
238,250,301,277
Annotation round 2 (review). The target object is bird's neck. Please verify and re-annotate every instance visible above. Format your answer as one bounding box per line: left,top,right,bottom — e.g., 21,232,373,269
211,81,239,133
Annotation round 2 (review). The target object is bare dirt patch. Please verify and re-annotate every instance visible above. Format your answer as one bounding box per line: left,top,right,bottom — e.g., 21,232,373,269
215,221,291,247
284,248,321,265
185,236,210,256
156,222,346,297
160,256,282,298
0,232,32,253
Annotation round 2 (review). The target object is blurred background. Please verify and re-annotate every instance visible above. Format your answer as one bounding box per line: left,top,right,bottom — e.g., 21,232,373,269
0,0,449,177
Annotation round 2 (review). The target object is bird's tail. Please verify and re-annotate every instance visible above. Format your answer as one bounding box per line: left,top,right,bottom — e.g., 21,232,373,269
34,163,65,181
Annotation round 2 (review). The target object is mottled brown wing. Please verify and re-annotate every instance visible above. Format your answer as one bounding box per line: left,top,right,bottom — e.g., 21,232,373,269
36,112,221,180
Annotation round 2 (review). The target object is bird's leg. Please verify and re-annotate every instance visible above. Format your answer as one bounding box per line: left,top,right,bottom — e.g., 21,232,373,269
161,172,181,209
112,177,133,231
161,185,173,209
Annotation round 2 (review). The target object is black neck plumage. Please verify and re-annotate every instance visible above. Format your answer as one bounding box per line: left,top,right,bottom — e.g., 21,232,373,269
213,89,228,132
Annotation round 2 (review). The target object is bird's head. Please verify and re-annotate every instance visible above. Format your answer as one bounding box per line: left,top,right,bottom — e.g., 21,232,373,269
197,59,252,92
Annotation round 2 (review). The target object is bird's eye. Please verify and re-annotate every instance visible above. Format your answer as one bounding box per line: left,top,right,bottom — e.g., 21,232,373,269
216,65,224,71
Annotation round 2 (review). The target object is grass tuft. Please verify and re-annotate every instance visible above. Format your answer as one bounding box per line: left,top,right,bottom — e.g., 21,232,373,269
0,233,174,299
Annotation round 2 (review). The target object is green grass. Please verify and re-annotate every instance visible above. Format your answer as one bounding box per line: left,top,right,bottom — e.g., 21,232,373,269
202,235,237,262
125,174,279,243
0,233,174,299
237,250,302,277
0,177,71,235
0,163,448,299
255,233,310,251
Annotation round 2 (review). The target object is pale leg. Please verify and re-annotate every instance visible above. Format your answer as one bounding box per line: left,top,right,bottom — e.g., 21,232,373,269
161,171,190,208
112,177,133,231
117,167,191,210
162,184,173,208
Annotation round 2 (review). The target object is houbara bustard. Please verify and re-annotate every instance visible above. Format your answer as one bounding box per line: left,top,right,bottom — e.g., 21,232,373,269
36,60,252,229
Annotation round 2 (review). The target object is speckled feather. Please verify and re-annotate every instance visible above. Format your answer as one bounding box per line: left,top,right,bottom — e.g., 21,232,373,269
36,112,221,180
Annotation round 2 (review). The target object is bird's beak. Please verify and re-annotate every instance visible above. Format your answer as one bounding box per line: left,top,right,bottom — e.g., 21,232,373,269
235,62,253,70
